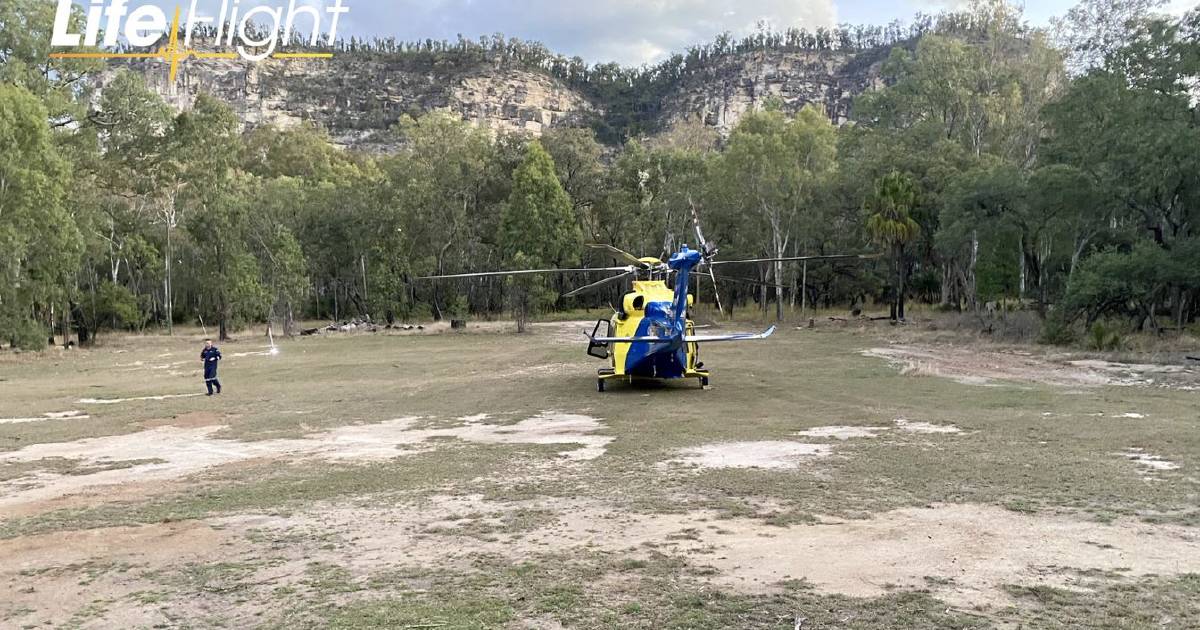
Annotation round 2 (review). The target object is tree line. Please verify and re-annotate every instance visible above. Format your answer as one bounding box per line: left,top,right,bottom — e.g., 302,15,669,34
1,0,1197,349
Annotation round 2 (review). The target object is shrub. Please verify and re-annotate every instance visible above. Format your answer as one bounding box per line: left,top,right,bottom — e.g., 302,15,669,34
1088,322,1123,352
1038,316,1077,346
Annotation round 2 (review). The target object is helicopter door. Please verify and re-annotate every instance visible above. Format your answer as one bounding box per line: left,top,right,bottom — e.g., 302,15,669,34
587,319,612,360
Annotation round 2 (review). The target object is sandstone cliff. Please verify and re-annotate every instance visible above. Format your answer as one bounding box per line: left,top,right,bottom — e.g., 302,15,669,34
658,49,889,135
104,45,889,149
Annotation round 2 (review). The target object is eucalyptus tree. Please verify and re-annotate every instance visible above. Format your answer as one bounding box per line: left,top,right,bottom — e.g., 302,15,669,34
0,85,82,349
387,113,495,319
1052,0,1168,75
845,1,1064,311
717,105,836,320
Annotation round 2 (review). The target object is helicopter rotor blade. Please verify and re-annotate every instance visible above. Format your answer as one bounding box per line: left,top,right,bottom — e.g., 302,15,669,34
417,266,630,281
562,271,636,299
688,197,718,261
687,197,724,316
710,254,879,266
688,271,785,290
586,243,648,268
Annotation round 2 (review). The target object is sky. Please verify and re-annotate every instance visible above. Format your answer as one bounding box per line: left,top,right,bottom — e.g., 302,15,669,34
91,0,1200,66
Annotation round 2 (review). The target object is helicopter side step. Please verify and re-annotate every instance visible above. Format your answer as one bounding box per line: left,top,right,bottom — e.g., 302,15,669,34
597,367,617,392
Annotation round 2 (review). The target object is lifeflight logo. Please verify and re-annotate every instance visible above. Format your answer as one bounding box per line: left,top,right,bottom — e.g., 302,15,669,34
50,0,349,82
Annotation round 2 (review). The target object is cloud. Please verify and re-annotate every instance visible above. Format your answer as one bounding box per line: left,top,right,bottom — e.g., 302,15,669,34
1166,0,1200,15
338,0,838,65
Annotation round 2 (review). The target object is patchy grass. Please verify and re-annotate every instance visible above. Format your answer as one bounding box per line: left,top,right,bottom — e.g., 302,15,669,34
0,444,547,538
1,321,1199,627
1000,574,1200,628
266,552,991,630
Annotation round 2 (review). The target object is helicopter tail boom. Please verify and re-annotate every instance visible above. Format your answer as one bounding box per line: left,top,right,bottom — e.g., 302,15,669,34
586,326,776,345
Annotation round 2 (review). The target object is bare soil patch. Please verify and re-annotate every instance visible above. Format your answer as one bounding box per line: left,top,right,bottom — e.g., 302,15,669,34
667,441,833,470
0,413,611,511
795,426,887,440
139,411,227,430
796,420,961,440
0,411,89,426
1,520,233,628
78,394,204,405
894,418,962,434
1121,448,1182,473
9,497,1197,625
863,344,1200,389
694,503,1200,607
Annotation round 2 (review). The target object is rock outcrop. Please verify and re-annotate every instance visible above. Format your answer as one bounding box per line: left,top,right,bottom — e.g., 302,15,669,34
99,44,890,149
658,49,889,135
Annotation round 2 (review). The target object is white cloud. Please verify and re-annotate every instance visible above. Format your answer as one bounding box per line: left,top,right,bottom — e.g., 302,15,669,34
1166,0,1200,15
341,0,838,65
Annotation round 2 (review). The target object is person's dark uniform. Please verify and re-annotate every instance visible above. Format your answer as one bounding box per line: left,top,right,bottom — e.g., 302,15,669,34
201,345,223,395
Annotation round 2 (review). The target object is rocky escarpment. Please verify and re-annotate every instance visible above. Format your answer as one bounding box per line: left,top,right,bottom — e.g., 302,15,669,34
104,45,888,149
658,49,889,135
114,52,598,150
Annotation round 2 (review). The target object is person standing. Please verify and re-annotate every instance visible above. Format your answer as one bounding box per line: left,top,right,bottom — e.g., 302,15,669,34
201,339,223,396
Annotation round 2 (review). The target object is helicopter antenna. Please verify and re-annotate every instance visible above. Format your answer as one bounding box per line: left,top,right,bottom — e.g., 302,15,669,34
689,196,725,316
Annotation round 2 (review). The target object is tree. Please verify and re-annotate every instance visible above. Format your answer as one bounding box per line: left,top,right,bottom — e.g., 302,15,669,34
1052,0,1168,75
0,85,82,349
0,0,103,124
498,141,581,332
718,105,836,320
866,172,922,322
845,2,1065,311
83,71,173,335
1061,243,1171,329
1042,15,1199,250
247,178,310,335
177,95,252,340
540,127,604,235
387,113,494,320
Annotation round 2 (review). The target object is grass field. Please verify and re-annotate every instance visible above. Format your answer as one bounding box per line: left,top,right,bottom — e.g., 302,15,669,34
1,318,1198,629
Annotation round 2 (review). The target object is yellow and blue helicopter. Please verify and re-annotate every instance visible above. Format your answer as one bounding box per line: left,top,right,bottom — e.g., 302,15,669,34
422,212,870,391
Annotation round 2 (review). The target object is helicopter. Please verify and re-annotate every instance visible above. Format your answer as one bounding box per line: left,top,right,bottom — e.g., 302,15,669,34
420,209,873,392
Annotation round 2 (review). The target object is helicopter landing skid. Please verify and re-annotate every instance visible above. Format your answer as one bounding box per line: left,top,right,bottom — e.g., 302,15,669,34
596,368,711,392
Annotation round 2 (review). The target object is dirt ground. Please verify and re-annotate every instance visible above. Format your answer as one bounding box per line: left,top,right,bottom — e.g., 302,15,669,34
863,343,1200,390
1,321,1198,628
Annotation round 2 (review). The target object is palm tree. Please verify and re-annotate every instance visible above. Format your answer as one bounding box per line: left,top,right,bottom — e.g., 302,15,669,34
866,172,922,322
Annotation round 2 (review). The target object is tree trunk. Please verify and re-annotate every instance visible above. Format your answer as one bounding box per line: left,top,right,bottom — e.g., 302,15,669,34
800,260,808,315
889,244,905,322
1018,234,1026,300
361,255,369,314
940,263,954,310
773,230,785,322
62,300,71,347
219,292,230,341
164,222,173,335
967,231,979,311
759,266,768,313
